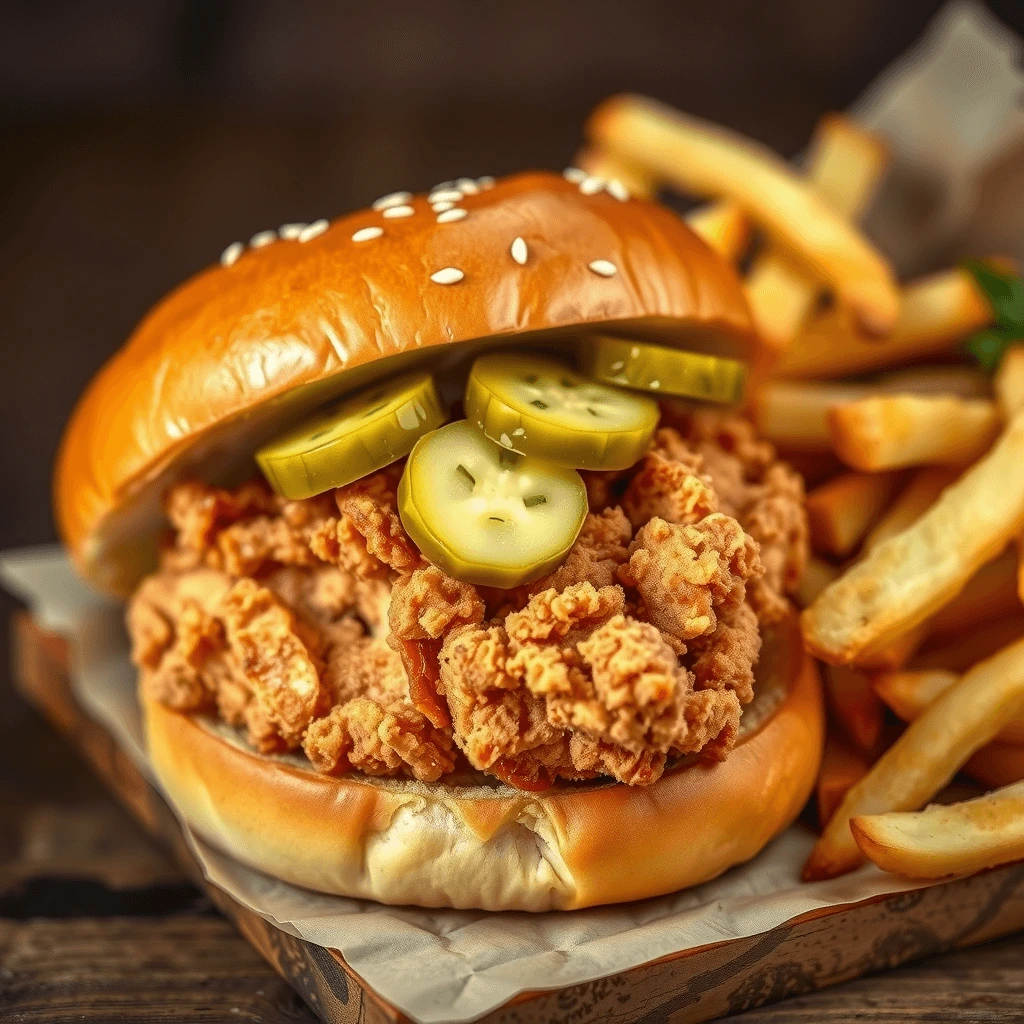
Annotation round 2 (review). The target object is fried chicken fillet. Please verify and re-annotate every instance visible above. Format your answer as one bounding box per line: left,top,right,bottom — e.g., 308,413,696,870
127,411,807,791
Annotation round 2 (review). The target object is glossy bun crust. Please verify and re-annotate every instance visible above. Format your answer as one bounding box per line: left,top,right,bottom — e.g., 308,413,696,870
55,171,755,594
145,618,823,911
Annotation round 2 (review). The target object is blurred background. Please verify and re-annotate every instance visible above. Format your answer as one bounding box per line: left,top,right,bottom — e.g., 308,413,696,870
1,0,1022,788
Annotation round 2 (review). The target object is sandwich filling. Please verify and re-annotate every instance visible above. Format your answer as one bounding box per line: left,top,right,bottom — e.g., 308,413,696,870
127,406,807,791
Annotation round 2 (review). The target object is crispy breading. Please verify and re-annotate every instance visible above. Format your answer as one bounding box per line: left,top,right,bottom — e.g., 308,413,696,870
334,466,421,576
133,408,806,790
530,507,633,593
619,515,762,647
622,450,718,529
389,565,485,641
218,578,324,746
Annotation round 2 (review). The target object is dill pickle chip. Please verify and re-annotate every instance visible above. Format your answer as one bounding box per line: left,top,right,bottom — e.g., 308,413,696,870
464,353,658,470
256,371,447,499
581,335,747,404
398,420,587,588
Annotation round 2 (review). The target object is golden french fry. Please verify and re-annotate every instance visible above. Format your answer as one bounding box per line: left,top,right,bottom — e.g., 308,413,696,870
829,395,1000,472
965,741,1024,789
806,471,901,558
855,624,929,672
685,201,751,262
877,364,991,400
586,95,899,335
825,665,884,753
1016,534,1024,604
803,635,1024,880
995,345,1024,421
862,467,959,553
573,145,657,200
818,730,870,828
747,115,888,352
752,380,870,451
803,411,1024,666
795,554,842,609
874,665,1024,745
776,268,994,379
851,780,1024,880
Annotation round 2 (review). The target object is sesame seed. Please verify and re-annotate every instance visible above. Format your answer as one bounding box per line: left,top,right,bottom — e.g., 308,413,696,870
250,230,276,248
382,204,414,219
510,237,528,265
563,167,586,183
606,179,630,202
372,191,412,211
429,189,463,204
650,380,661,389
352,226,384,242
456,177,479,194
430,267,465,284
610,360,625,372
631,346,640,358
432,201,455,213
437,208,467,223
512,427,525,436
477,176,495,189
588,259,617,277
279,223,306,239
298,219,329,242
220,241,244,266
580,175,605,196
499,433,513,448
432,180,456,191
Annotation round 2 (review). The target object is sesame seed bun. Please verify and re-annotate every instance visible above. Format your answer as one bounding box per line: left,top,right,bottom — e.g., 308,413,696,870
144,615,822,911
54,171,755,595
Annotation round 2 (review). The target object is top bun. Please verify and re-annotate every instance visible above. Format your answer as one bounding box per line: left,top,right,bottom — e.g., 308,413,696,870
55,171,755,594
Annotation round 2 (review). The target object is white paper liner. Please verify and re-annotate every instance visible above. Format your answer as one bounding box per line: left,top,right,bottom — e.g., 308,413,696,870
1,548,934,1022
7,6,1024,1020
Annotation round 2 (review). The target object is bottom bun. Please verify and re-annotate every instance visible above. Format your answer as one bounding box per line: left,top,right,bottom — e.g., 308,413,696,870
144,615,823,911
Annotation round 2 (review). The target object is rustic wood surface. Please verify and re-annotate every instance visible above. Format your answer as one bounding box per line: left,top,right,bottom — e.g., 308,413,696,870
3,608,1024,1022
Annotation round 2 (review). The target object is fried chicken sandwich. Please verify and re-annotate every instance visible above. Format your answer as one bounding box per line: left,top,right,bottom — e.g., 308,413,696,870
55,172,823,910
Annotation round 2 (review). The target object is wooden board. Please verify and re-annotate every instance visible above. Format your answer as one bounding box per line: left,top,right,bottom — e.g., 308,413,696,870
12,613,1024,1024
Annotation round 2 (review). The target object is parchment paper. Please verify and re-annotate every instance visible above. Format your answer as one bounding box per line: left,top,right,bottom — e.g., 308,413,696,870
5,5,1024,1021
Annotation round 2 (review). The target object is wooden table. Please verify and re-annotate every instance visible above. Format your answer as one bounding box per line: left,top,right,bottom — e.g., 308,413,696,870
1,600,1022,1022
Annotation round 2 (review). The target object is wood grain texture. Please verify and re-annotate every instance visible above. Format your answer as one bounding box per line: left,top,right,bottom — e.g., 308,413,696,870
5,611,1024,1024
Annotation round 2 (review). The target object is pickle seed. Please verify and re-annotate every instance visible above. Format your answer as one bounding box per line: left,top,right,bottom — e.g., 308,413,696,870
456,464,476,487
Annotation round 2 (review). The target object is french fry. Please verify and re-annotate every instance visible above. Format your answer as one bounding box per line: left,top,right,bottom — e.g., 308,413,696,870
965,741,1024,789
586,95,899,335
573,145,657,200
829,395,1000,472
685,201,751,262
873,666,1024,745
818,730,870,828
824,665,884,753
806,471,901,557
803,411,1024,666
752,380,870,451
862,467,959,553
775,268,994,379
850,780,1024,880
803,635,1024,880
746,115,888,352
795,554,842,609
995,345,1024,420
855,625,928,672
878,364,991,400
1017,535,1024,604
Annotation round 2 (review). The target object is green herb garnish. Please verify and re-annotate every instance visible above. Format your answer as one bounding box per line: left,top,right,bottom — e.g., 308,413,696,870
962,259,1024,371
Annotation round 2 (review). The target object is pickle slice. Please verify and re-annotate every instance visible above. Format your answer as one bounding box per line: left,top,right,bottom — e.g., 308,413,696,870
464,353,658,471
398,420,587,588
581,336,746,404
256,371,447,499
